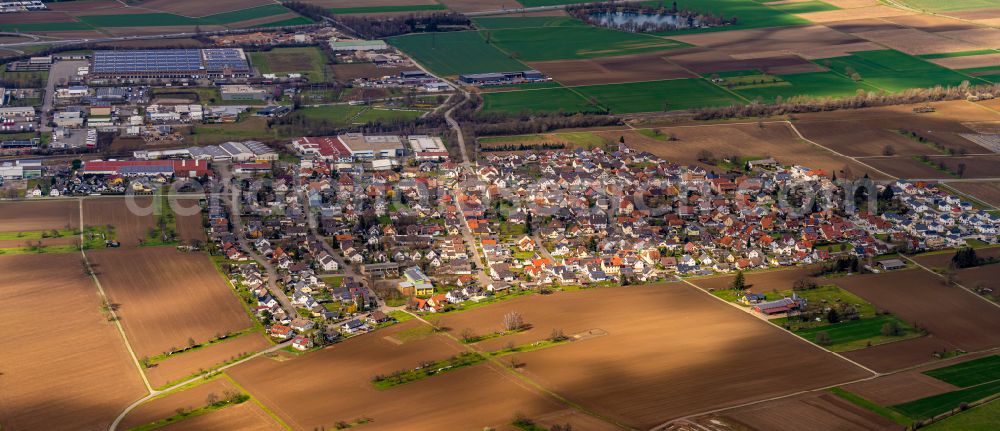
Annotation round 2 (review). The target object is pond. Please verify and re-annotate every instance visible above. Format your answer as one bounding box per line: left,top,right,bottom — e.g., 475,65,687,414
589,12,702,29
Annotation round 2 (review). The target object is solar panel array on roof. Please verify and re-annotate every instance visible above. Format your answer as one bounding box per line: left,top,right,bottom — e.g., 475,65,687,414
92,49,202,74
91,48,249,75
202,48,249,72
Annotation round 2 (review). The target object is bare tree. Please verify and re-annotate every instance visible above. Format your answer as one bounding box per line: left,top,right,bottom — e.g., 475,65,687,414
503,311,524,332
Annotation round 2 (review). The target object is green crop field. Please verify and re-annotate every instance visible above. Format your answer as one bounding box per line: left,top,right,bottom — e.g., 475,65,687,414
355,108,426,123
78,13,202,27
647,0,813,35
925,355,1000,387
923,399,1000,431
297,105,367,126
388,31,527,76
328,4,447,14
575,78,744,114
731,71,881,102
485,26,689,61
257,17,313,28
919,49,999,59
892,381,1000,420
472,16,588,30
762,0,839,14
481,87,602,114
250,47,328,82
794,315,918,351
897,0,1000,12
199,4,296,24
817,50,980,93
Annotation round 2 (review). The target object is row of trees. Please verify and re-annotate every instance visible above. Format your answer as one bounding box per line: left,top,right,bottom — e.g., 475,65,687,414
691,82,1000,120
284,2,472,39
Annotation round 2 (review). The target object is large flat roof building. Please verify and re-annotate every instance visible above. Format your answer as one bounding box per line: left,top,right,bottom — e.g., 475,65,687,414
91,48,251,79
293,134,403,161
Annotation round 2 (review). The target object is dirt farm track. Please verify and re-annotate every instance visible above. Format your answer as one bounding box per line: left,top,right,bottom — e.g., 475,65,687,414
228,285,871,430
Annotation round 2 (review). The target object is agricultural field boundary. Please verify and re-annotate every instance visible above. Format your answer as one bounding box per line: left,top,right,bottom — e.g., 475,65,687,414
403,310,636,431
900,254,1000,310
77,198,153,394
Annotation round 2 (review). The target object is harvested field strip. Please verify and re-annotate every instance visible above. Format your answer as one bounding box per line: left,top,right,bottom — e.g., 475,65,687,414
920,49,999,59
485,26,690,61
256,17,313,28
829,387,912,426
199,5,297,25
329,4,447,14
765,0,840,14
924,355,1000,387
0,21,94,32
892,380,1000,420
79,13,202,27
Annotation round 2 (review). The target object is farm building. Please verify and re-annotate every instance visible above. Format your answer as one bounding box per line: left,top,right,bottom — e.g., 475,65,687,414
90,49,251,79
877,259,906,271
751,295,807,315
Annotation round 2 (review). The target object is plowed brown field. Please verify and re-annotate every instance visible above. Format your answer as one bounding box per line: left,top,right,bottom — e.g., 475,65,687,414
146,333,270,388
0,199,79,232
833,269,1000,351
437,285,871,429
88,246,253,358
0,253,147,431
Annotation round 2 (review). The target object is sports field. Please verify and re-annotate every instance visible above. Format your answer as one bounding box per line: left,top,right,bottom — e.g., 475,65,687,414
388,31,527,76
485,26,690,61
481,87,601,114
575,78,744,113
817,50,981,92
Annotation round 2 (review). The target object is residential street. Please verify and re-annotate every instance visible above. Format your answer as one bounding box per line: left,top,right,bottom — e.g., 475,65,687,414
216,165,296,318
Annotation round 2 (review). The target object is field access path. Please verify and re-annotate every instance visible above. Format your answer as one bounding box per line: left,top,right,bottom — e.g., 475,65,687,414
76,198,153,395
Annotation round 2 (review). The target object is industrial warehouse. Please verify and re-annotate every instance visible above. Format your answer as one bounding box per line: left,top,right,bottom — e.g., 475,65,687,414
89,48,251,79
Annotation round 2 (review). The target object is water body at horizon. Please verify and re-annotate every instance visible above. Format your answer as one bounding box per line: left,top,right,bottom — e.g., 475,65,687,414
589,11,702,28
